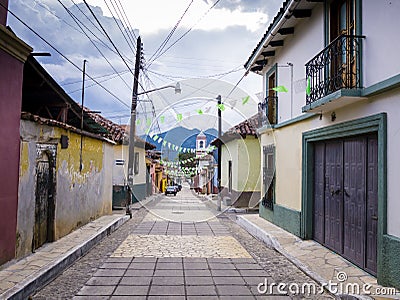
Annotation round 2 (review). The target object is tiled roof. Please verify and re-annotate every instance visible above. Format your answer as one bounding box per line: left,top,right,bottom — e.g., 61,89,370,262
86,109,126,143
86,110,155,149
225,115,258,137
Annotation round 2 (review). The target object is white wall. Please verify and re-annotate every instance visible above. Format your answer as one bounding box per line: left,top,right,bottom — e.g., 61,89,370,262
363,1,400,87
263,4,324,123
113,144,146,186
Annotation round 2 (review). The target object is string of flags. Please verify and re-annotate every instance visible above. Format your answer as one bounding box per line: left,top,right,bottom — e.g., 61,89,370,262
135,81,316,132
148,132,217,155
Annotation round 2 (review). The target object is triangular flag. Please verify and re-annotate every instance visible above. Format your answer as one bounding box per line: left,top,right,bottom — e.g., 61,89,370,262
160,116,165,123
146,118,152,126
176,113,183,121
136,119,141,125
157,137,162,143
217,103,225,111
152,135,158,141
163,140,167,147
306,77,311,96
272,85,288,93
145,128,150,134
242,96,250,105
196,109,203,115
168,142,171,149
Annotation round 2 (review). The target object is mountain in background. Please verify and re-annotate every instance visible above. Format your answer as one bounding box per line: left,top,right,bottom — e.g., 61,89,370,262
143,127,218,161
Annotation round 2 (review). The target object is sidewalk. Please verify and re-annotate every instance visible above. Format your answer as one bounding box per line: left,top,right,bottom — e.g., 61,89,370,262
0,213,130,300
236,214,400,300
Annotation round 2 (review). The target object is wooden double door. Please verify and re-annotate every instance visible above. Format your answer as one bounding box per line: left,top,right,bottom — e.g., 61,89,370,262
313,135,377,275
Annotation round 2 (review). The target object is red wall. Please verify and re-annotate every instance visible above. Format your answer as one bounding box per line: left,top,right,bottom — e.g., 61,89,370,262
0,48,24,265
0,0,8,26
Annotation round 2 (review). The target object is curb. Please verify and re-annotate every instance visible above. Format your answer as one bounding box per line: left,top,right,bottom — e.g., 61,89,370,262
235,215,373,300
2,215,130,300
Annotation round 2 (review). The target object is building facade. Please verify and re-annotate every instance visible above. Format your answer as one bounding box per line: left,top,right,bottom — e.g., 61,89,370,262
245,0,400,288
0,0,32,265
212,117,261,207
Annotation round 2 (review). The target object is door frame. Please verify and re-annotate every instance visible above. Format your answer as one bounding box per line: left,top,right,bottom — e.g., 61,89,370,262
34,145,57,249
301,113,386,277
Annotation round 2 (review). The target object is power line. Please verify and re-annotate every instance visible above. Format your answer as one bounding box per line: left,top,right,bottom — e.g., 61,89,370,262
148,0,194,63
147,0,222,66
61,69,129,86
82,0,133,74
57,0,132,90
2,2,131,108
102,0,136,55
110,0,137,49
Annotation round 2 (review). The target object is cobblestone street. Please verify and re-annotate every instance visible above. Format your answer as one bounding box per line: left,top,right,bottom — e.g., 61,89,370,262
33,187,332,299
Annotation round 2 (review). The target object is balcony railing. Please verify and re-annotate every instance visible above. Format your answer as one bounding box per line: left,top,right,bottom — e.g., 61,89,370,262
305,35,365,105
257,96,278,128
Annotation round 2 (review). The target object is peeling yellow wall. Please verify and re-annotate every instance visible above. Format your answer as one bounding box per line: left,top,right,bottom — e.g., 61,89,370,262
17,120,113,258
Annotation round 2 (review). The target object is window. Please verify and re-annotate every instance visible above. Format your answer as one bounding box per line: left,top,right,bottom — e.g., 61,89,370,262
262,145,275,210
265,64,278,125
228,160,232,193
199,141,204,148
134,152,139,174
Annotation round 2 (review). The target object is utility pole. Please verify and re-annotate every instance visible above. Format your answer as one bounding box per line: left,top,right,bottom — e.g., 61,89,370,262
127,36,142,216
217,95,222,211
79,59,87,173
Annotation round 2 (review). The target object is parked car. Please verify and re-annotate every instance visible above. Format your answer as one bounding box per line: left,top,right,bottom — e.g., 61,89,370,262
165,186,177,196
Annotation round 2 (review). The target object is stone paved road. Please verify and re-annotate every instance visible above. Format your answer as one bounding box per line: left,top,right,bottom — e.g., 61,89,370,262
33,186,333,299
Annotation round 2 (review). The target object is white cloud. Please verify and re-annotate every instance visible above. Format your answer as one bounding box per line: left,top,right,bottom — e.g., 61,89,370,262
84,0,269,35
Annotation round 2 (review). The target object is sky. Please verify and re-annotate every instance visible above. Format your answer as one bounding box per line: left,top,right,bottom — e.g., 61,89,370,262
8,0,282,133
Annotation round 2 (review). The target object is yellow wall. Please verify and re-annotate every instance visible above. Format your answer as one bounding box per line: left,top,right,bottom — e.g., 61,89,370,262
221,136,261,192
260,120,313,211
17,120,113,258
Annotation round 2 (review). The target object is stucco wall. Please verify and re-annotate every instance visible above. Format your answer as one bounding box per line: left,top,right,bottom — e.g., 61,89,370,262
17,120,113,257
113,144,147,186
0,48,25,265
363,1,400,87
221,137,261,192
263,4,324,123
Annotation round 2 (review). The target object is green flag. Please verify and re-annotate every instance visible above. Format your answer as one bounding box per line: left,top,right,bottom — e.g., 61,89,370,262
146,118,152,126
176,113,183,121
160,115,165,123
272,85,288,93
217,103,225,111
242,95,250,105
306,78,311,96
136,119,141,125
196,109,203,115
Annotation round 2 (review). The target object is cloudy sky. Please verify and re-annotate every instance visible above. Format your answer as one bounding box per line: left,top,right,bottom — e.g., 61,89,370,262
8,0,282,132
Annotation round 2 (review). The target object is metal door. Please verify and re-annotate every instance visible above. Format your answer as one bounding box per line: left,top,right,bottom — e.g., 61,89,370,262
34,153,50,249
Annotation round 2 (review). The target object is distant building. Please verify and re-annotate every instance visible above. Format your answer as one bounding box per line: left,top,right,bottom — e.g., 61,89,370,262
194,131,214,194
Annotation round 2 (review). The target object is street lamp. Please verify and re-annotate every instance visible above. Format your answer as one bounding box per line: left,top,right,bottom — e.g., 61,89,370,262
137,82,181,96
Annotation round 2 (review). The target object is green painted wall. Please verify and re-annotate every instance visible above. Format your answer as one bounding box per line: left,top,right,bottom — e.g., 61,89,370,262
259,203,301,237
380,234,400,289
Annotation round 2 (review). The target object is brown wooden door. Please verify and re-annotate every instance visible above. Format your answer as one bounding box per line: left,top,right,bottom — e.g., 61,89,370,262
313,135,377,275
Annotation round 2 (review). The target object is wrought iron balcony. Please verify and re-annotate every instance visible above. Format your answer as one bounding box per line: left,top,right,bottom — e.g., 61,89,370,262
257,96,278,128
305,35,365,105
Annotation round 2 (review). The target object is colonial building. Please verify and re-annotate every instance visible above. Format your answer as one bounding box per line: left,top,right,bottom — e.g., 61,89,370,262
0,0,32,265
211,116,261,207
245,0,400,289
